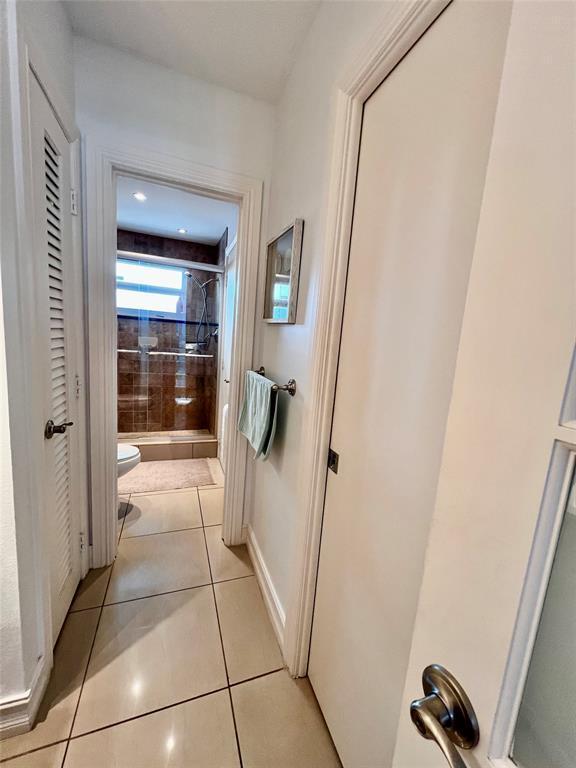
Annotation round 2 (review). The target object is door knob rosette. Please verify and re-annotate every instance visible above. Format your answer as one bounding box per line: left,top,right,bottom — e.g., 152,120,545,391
410,664,479,768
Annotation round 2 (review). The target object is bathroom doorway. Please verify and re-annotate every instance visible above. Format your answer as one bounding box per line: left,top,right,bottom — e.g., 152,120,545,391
84,141,262,567
115,177,238,519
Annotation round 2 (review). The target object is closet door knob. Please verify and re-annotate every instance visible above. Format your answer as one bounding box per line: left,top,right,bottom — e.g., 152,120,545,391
45,419,74,439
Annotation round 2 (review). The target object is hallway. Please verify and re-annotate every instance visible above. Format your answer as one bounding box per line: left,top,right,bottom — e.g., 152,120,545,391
0,475,340,767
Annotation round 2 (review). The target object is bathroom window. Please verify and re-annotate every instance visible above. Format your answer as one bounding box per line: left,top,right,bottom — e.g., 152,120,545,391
116,258,187,320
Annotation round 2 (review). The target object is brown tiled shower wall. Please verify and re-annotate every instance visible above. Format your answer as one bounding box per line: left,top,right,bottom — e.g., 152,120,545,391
117,229,225,435
117,322,218,434
118,229,227,266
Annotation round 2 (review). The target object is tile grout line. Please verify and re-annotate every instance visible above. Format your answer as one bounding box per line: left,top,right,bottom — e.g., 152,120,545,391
11,482,255,766
120,524,205,540
229,667,286,688
72,573,256,613
1,666,288,765
198,488,244,768
117,493,130,541
122,484,223,499
59,544,118,767
66,685,230,742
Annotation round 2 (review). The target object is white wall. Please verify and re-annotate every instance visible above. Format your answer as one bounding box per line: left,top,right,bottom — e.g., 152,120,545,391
16,0,75,114
248,1,390,615
73,36,275,182
0,16,25,695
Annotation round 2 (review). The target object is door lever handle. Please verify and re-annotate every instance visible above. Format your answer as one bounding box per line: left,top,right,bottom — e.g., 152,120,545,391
409,665,479,768
45,419,74,439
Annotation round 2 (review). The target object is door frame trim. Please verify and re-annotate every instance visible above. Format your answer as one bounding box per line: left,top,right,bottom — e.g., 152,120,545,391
284,0,452,676
83,140,263,566
1,0,87,736
490,440,576,766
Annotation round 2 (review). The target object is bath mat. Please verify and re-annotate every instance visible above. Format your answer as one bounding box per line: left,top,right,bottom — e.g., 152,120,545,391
118,458,214,494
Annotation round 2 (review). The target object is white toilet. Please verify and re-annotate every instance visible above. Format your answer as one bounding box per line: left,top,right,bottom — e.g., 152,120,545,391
117,443,141,478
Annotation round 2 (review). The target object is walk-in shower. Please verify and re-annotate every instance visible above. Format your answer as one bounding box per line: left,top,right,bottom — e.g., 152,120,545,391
116,249,222,442
115,175,238,463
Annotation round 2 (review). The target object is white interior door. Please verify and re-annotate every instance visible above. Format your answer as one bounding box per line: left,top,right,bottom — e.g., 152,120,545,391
392,3,575,766
308,2,513,766
30,75,82,642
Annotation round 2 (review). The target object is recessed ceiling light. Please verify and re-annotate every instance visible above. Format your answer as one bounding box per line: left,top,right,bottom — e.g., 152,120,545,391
132,191,147,202
177,228,187,234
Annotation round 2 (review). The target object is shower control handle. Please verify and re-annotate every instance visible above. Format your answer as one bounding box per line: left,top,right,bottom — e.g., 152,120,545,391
45,419,74,439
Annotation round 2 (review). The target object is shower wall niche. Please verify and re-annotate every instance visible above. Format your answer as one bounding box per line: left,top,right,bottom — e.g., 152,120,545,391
116,229,225,437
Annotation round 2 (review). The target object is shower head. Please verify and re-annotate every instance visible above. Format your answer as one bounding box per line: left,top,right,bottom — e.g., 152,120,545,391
185,272,219,288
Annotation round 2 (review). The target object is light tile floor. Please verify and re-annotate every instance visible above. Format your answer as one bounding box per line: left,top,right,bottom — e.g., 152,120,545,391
0,480,341,767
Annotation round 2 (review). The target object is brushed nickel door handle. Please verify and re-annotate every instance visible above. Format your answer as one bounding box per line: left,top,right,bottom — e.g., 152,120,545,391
409,665,479,768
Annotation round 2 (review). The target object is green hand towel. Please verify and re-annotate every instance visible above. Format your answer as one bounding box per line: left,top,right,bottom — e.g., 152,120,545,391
237,370,278,460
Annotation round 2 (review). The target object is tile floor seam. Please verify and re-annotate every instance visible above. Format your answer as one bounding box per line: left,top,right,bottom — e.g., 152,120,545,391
128,486,221,497
0,738,68,764
196,486,204,527
65,685,230,742
228,667,286,688
102,581,213,607
100,573,256,609
17,476,272,767
121,524,204,540
117,494,129,540
59,606,103,768
199,517,244,768
60,549,118,766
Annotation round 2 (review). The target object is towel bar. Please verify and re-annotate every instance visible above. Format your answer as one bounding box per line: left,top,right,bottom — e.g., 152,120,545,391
255,367,297,397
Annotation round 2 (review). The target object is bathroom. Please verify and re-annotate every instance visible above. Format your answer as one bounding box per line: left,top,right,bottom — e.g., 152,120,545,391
115,176,238,503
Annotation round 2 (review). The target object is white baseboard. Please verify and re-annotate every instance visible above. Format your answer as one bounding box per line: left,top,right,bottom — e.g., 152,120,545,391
0,655,51,740
246,526,286,651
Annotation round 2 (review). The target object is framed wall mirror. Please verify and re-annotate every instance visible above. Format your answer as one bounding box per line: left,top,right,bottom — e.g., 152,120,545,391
263,219,303,324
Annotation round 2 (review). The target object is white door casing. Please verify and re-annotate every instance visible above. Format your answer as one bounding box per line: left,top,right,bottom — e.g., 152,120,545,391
307,3,513,765
29,75,83,642
392,2,575,766
219,238,237,469
83,141,263,566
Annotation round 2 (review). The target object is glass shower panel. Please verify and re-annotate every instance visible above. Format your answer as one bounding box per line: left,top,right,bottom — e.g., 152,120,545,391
116,257,219,436
511,466,576,768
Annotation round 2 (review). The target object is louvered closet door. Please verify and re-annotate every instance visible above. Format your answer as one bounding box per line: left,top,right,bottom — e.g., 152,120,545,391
30,75,81,642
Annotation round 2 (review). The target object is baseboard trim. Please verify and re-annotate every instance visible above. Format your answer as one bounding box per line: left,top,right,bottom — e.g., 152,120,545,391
246,526,286,651
0,655,50,740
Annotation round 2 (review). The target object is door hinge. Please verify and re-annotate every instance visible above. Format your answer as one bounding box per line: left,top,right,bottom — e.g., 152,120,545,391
70,189,78,216
328,448,339,474
75,373,81,399
80,532,86,552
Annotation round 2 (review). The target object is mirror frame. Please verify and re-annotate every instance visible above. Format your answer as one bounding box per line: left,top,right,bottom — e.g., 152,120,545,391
263,218,304,324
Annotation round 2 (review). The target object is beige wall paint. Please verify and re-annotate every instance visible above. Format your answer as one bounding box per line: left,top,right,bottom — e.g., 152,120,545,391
73,36,275,184
248,0,389,614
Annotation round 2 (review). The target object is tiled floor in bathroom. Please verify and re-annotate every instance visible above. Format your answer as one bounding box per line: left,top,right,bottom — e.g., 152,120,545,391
0,468,341,767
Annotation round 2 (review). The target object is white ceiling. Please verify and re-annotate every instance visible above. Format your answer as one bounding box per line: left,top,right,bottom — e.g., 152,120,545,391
64,0,321,102
116,176,238,245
